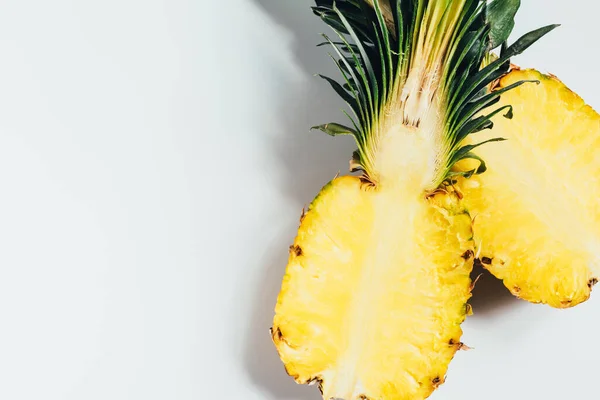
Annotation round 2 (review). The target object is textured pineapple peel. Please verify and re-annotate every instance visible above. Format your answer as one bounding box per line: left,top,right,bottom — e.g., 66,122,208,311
272,177,474,400
457,68,600,308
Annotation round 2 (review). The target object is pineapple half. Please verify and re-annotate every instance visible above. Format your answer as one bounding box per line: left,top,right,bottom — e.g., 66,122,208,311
271,1,555,399
273,177,474,399
458,68,600,308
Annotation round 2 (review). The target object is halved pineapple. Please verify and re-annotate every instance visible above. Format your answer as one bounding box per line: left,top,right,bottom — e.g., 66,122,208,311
272,177,473,399
271,1,555,398
459,69,600,308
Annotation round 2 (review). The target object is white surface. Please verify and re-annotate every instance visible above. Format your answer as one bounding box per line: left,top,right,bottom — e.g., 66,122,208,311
0,1,597,399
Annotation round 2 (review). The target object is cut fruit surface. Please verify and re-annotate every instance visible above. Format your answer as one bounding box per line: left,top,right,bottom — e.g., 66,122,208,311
272,176,474,400
458,69,600,308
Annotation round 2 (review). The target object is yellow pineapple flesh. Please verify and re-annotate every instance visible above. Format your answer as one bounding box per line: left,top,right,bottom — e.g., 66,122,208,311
458,69,600,308
272,176,474,400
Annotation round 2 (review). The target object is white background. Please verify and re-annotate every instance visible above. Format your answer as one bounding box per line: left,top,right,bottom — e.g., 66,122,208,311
0,1,597,399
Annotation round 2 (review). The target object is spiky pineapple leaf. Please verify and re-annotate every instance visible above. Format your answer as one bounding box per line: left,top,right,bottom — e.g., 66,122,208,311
312,123,357,136
486,0,521,49
448,137,507,179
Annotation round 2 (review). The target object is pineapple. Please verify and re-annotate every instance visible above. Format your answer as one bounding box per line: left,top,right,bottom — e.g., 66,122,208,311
273,177,474,399
458,68,600,308
271,1,554,399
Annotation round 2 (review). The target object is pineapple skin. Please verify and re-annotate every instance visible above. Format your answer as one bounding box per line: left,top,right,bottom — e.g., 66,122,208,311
272,176,474,400
459,69,600,308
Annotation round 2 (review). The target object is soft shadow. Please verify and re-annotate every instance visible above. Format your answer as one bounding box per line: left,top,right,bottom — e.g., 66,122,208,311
244,1,354,399
259,0,357,207
469,266,519,316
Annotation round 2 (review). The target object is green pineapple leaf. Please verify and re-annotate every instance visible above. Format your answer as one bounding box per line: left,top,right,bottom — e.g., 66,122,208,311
311,123,358,136
487,0,521,49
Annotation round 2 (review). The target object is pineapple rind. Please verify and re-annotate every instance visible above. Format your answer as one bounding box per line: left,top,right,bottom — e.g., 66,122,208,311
459,69,600,308
272,176,474,400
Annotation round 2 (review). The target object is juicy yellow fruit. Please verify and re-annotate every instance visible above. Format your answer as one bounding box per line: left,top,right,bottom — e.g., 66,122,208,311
459,69,600,308
272,176,474,400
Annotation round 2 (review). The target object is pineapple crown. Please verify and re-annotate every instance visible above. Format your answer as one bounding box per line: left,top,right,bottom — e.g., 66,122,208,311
311,0,558,189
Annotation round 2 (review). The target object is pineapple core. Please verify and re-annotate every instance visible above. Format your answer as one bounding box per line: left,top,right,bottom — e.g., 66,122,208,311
372,97,446,191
